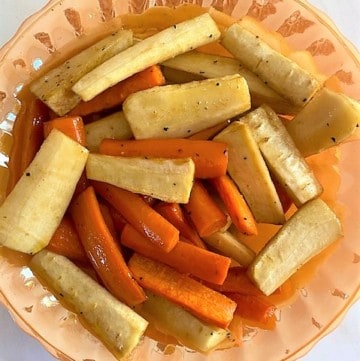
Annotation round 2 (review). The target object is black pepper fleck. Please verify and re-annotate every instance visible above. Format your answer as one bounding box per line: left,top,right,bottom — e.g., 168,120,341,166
26,172,31,176
303,98,308,102
163,127,169,131
331,137,336,143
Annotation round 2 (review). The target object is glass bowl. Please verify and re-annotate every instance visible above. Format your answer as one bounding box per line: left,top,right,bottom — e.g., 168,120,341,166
0,1,359,360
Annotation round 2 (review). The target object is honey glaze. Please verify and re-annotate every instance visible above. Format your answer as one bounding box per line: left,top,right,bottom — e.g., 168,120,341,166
2,3,346,356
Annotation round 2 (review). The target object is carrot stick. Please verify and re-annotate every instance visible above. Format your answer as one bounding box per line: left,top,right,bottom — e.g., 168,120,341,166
7,94,48,193
99,138,228,179
70,186,146,306
208,267,263,296
43,116,86,146
210,175,258,235
121,224,230,284
183,180,227,237
128,253,236,328
154,202,206,249
98,202,117,239
225,293,277,330
69,65,165,116
109,206,127,234
46,215,88,263
92,181,179,252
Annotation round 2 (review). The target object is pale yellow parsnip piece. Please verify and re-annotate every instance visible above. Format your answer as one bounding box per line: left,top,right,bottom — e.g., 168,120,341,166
30,30,133,115
163,51,297,114
86,154,195,203
73,13,221,101
0,129,88,254
286,88,360,157
85,111,133,152
123,75,250,139
221,23,322,107
136,291,228,353
214,122,285,225
30,250,148,360
248,199,342,296
241,106,323,207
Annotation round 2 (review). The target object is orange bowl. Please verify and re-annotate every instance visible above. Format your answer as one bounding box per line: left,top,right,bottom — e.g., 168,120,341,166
0,1,359,360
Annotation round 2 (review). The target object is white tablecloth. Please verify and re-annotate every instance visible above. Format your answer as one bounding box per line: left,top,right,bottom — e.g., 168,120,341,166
0,1,359,360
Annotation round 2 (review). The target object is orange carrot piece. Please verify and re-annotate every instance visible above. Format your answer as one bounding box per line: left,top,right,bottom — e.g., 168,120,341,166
226,293,277,330
210,175,258,235
209,267,263,296
99,202,118,239
70,186,146,306
43,116,86,146
183,180,227,237
121,224,230,284
92,181,179,252
109,206,127,234
69,65,165,116
128,253,236,328
46,215,88,264
7,96,48,193
99,138,228,179
154,202,206,249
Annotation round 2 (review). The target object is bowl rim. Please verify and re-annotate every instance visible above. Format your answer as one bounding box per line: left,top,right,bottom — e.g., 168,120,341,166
0,1,360,360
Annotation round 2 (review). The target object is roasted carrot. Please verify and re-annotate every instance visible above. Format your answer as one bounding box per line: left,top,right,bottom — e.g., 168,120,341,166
154,202,206,249
43,116,86,146
109,206,127,234
128,253,236,328
208,267,263,296
46,214,88,264
7,94,48,193
92,181,179,252
210,175,258,235
69,65,165,116
70,186,146,306
226,293,277,330
99,202,118,239
183,180,228,237
99,138,228,179
121,224,230,284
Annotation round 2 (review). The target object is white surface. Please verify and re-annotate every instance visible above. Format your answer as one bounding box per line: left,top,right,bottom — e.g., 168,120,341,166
0,0,359,360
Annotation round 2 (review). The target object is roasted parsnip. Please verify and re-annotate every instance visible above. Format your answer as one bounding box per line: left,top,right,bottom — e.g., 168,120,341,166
30,30,133,115
221,23,322,107
85,112,133,152
286,88,360,157
86,154,195,203
163,51,297,114
123,75,250,139
248,198,342,295
214,122,285,224
30,250,148,360
241,105,323,206
0,130,88,254
72,13,221,101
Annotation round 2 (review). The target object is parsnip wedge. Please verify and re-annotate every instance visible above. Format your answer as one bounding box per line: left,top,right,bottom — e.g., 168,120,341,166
241,106,323,206
136,291,229,353
214,122,285,224
204,230,255,267
85,111,133,152
286,88,360,157
30,30,133,115
163,51,297,114
72,13,221,101
86,154,195,203
248,198,342,296
30,250,148,360
0,130,88,254
221,23,322,107
123,75,250,139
